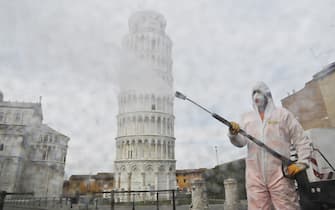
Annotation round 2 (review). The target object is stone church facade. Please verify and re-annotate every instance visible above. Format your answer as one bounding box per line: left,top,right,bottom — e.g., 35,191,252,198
114,10,176,200
0,91,69,197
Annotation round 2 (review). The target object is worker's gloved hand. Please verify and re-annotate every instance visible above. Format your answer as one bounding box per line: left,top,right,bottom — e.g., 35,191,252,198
229,121,240,136
287,163,307,176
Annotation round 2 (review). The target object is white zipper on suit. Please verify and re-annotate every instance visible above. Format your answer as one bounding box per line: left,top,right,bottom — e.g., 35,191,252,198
262,118,267,184
252,88,275,185
258,105,271,185
260,114,267,184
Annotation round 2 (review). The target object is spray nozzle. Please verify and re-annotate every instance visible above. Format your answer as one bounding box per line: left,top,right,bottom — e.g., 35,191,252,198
175,91,187,100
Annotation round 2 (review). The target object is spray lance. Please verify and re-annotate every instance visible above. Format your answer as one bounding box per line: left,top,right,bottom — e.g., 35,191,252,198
175,91,300,178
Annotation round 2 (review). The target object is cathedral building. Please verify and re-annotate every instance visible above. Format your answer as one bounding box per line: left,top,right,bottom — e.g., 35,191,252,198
114,10,176,200
0,91,69,197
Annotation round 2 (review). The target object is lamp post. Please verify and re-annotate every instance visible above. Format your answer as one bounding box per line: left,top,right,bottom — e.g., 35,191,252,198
86,174,91,193
214,146,219,165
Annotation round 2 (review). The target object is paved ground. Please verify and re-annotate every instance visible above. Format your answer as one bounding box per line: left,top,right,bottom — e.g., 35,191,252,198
3,203,248,210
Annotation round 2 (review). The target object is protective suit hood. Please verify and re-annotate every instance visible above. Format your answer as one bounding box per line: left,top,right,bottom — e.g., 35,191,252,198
251,81,276,118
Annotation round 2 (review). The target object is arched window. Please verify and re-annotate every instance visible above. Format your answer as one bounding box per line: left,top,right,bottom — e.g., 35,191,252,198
5,112,10,123
151,116,155,133
157,97,161,111
122,118,126,135
15,112,20,122
152,39,156,49
132,117,136,134
138,116,144,133
42,151,47,160
0,112,4,122
157,117,161,134
133,94,137,109
162,97,166,112
162,118,166,135
151,140,155,158
151,95,155,110
144,116,149,133
167,118,171,135
145,94,149,110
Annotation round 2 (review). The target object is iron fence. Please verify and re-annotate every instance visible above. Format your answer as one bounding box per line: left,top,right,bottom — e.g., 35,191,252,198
2,190,193,210
4,196,71,210
2,191,248,210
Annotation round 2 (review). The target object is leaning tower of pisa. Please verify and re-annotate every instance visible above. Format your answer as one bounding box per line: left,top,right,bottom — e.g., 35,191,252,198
114,10,176,200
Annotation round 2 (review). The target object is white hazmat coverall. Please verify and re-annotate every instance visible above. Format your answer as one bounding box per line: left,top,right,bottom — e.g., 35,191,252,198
228,82,312,210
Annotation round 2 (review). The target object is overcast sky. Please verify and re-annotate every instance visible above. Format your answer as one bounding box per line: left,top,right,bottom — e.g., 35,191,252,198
1,0,334,177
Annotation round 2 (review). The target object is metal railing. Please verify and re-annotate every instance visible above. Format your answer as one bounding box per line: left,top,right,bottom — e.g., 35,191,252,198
4,196,73,210
92,189,178,210
0,191,34,210
2,189,193,210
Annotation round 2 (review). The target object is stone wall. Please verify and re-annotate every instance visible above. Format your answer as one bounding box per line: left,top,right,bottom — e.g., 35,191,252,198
317,70,335,128
281,80,330,129
281,64,335,130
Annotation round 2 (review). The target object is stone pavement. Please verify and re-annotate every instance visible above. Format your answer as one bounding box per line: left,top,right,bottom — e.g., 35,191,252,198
4,203,248,210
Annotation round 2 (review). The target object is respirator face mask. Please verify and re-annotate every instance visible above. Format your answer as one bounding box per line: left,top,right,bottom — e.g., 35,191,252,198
253,90,267,109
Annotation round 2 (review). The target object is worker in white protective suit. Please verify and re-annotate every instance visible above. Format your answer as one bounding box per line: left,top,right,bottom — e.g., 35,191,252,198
228,81,312,210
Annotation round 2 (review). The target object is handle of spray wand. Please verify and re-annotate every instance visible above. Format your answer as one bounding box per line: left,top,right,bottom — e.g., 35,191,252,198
212,112,298,178
213,113,292,163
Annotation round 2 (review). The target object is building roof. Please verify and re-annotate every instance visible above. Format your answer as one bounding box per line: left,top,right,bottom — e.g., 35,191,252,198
39,124,69,138
282,61,335,101
69,173,114,181
93,173,114,180
69,175,92,180
0,100,43,120
176,168,207,175
313,61,335,80
216,158,245,167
